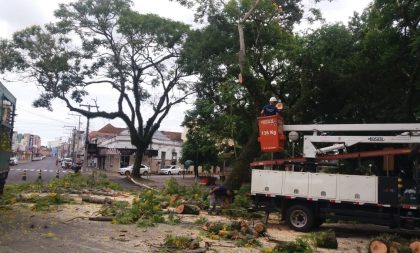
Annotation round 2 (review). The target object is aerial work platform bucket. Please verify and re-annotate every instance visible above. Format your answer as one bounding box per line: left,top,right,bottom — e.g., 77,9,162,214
257,115,285,152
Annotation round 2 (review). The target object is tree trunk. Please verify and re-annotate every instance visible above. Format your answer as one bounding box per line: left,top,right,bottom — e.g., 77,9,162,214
132,149,145,178
81,195,113,204
224,121,260,190
194,164,199,178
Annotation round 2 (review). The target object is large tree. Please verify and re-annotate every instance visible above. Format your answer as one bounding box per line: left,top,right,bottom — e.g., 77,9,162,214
292,0,420,124
0,0,192,177
177,0,310,189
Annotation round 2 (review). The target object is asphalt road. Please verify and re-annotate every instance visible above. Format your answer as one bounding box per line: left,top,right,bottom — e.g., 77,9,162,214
6,157,69,184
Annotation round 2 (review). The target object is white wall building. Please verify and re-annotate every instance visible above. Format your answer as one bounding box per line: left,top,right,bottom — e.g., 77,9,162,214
96,129,183,173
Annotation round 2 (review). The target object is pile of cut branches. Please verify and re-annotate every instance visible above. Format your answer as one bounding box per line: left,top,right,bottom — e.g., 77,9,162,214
201,220,266,247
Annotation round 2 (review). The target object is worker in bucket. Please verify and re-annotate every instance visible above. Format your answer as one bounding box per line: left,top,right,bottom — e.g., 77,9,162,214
261,96,282,116
207,184,234,214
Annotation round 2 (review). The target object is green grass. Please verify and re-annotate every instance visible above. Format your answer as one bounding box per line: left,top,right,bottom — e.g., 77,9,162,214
2,173,121,210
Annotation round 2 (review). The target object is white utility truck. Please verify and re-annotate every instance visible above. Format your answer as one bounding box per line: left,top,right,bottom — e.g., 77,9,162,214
251,115,420,232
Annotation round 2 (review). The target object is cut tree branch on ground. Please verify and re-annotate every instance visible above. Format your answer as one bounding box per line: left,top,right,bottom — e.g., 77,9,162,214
64,216,113,223
127,176,158,191
81,195,113,204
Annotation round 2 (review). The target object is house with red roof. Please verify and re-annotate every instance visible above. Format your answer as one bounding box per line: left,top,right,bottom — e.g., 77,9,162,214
88,124,183,173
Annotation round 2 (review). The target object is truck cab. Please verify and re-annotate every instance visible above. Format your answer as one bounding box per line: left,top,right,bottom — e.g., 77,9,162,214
0,82,16,203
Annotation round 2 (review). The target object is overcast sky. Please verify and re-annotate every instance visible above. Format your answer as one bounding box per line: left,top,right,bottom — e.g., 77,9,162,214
0,0,371,146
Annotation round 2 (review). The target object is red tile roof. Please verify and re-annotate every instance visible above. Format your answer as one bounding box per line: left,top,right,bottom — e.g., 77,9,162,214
89,124,126,138
161,131,183,142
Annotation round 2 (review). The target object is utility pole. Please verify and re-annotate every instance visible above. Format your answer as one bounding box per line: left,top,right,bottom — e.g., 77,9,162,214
80,103,99,169
69,114,82,162
64,125,77,163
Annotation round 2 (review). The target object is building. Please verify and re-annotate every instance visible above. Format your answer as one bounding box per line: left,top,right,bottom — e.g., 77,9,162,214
90,124,183,173
11,132,42,161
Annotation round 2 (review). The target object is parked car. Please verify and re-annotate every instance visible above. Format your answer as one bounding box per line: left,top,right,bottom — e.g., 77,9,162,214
159,165,183,175
9,157,18,165
61,158,73,169
118,164,151,176
32,156,42,161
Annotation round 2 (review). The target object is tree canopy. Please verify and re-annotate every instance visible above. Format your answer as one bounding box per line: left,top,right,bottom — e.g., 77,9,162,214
179,0,420,188
0,0,193,176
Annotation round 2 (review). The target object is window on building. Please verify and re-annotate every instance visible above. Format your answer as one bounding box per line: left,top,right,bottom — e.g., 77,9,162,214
171,151,177,165
120,155,129,168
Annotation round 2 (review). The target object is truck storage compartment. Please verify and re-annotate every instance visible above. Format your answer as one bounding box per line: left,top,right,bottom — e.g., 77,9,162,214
251,169,284,195
339,175,378,203
309,173,337,199
282,171,309,197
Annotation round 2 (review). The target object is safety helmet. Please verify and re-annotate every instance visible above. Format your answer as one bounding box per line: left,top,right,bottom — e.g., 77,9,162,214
269,97,277,102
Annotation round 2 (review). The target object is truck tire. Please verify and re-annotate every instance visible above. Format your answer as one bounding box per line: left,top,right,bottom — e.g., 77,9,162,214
285,204,314,232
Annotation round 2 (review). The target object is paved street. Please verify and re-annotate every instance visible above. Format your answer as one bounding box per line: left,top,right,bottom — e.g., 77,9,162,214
6,157,69,184
6,157,212,189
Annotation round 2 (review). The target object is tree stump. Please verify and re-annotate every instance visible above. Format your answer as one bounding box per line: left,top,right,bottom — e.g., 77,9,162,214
410,241,420,253
369,240,388,253
253,222,266,234
175,204,200,215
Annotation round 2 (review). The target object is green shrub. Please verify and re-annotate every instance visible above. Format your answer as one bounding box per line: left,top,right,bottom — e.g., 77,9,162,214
164,178,185,195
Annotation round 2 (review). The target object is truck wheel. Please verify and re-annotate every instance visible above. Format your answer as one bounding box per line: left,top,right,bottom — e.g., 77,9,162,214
125,171,131,176
286,205,314,232
142,171,148,176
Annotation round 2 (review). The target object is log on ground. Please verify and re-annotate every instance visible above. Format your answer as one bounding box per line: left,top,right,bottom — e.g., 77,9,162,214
81,195,113,204
175,204,200,215
369,240,388,253
253,222,266,234
88,216,113,222
410,241,420,253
